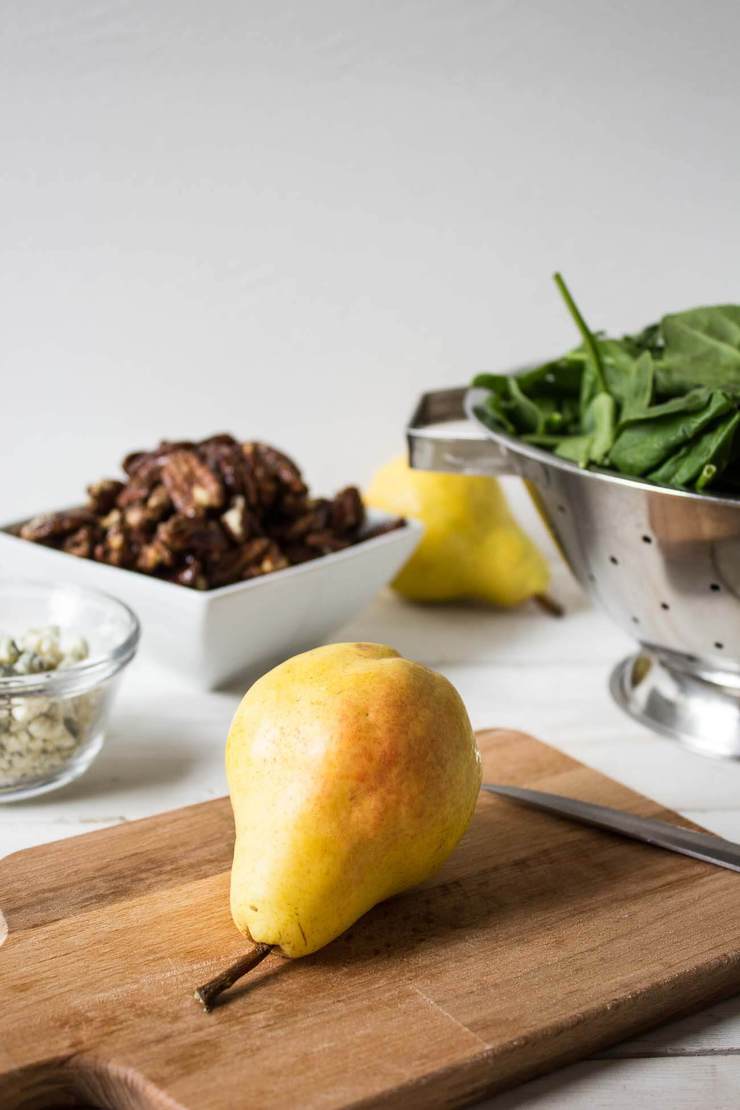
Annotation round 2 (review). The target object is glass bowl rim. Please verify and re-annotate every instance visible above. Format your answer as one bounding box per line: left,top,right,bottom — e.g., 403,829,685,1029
0,578,140,696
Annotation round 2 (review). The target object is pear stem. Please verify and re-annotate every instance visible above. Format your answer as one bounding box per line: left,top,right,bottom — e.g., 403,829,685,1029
533,592,564,618
194,943,274,1012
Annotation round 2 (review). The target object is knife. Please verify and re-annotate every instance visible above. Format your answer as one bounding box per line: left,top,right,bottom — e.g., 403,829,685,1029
482,783,740,873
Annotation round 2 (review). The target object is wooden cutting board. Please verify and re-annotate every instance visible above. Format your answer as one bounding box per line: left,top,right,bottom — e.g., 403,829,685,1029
3,729,740,1110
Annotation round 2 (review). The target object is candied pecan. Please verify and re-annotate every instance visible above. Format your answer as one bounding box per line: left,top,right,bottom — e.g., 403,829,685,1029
278,491,310,517
303,531,351,554
154,516,230,578
100,507,122,530
241,538,289,579
156,439,196,456
161,450,224,517
241,442,308,509
98,524,134,568
208,537,289,586
20,508,95,545
221,495,249,543
63,525,99,559
197,524,231,569
155,514,197,553
330,486,364,535
281,542,318,565
122,439,191,474
87,479,124,515
19,427,370,589
117,456,162,507
170,556,208,590
361,517,406,540
155,514,225,559
241,444,279,509
199,433,240,451
200,440,259,505
273,500,331,542
122,449,149,476
255,443,307,495
123,503,154,532
137,536,175,572
206,546,252,587
146,483,172,520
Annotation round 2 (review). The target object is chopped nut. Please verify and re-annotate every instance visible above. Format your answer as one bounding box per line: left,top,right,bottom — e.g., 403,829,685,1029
136,537,175,572
63,525,99,559
161,450,224,517
281,542,319,565
20,508,95,545
330,486,365,535
155,514,228,562
202,549,247,588
99,524,133,568
199,433,240,452
247,538,286,572
86,479,124,514
100,507,123,530
17,432,396,589
303,531,351,554
276,501,331,542
169,557,209,590
146,483,172,519
122,449,149,476
117,456,162,507
361,517,406,541
221,496,249,543
255,443,307,496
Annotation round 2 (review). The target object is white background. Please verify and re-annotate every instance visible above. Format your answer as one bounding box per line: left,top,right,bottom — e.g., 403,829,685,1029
3,0,740,513
4,5,740,1107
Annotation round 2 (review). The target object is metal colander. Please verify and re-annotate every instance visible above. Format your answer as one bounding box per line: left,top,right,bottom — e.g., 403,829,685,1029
408,387,740,759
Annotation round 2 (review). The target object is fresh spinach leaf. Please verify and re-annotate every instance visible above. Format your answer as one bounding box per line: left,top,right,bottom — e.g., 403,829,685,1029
584,392,617,465
674,411,740,490
480,393,515,435
553,434,594,468
648,411,740,490
470,278,740,495
553,272,608,396
618,385,710,428
610,390,733,476
506,378,543,434
657,305,740,395
619,351,655,422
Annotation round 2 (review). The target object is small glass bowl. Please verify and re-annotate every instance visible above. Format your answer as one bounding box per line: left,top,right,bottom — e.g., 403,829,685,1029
0,580,140,801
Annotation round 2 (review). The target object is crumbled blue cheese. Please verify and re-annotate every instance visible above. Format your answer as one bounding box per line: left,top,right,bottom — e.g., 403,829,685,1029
0,625,99,786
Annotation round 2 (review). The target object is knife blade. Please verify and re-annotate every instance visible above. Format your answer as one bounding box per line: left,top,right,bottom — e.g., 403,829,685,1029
482,783,740,873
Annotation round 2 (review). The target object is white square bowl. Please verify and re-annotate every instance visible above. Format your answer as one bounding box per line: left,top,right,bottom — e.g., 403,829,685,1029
0,511,422,689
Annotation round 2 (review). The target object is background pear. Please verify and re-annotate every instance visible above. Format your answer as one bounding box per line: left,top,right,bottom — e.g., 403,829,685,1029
226,642,481,958
365,455,549,605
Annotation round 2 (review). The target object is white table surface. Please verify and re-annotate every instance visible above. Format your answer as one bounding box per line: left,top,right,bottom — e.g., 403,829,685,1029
3,564,740,1109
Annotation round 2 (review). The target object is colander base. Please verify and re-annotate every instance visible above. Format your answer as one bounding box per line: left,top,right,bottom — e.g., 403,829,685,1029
610,652,740,760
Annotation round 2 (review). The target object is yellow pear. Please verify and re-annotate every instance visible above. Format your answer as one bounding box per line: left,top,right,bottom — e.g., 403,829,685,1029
365,455,549,605
226,642,481,959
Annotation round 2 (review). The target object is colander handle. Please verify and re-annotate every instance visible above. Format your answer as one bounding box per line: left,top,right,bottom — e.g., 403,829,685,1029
406,387,517,476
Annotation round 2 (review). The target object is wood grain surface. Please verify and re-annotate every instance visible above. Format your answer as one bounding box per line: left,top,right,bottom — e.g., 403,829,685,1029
2,729,740,1110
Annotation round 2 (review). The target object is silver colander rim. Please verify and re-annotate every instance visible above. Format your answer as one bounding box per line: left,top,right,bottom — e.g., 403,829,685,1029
465,387,740,510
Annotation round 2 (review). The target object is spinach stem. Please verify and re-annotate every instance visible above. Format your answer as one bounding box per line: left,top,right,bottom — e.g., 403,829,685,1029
553,272,607,393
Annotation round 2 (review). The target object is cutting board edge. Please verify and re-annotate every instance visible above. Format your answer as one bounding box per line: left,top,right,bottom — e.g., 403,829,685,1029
354,951,740,1108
